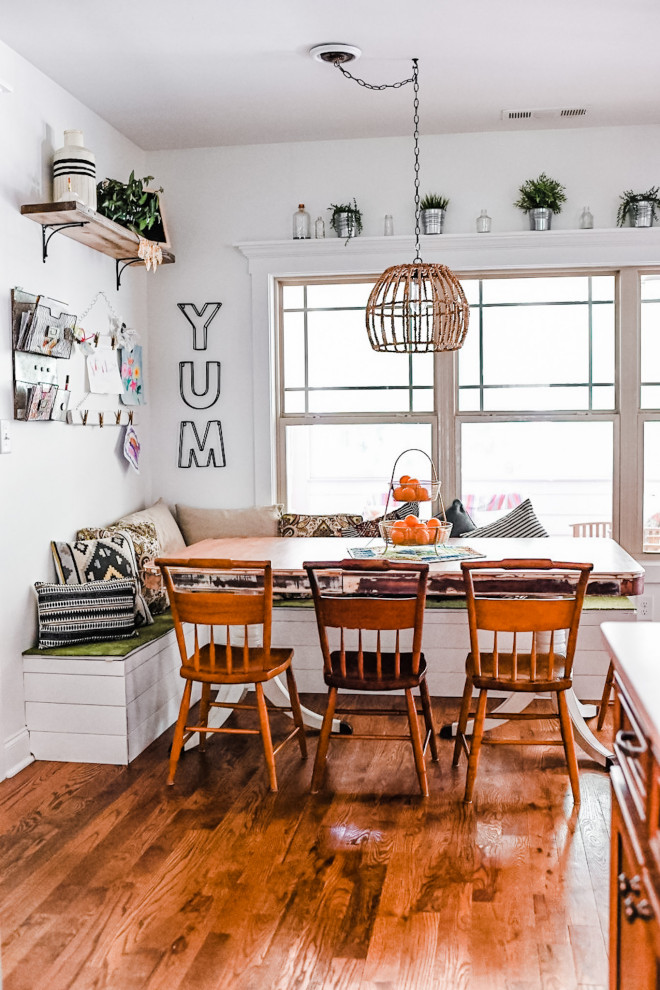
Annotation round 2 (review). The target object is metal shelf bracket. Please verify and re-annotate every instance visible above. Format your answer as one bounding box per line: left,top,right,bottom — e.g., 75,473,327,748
116,257,141,291
41,221,89,262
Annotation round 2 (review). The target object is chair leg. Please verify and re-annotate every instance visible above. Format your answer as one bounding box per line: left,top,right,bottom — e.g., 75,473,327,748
168,679,193,786
406,688,429,798
285,665,308,760
597,661,615,731
453,676,473,768
311,687,337,794
557,690,581,806
255,683,278,792
464,689,488,803
418,679,439,762
198,683,212,752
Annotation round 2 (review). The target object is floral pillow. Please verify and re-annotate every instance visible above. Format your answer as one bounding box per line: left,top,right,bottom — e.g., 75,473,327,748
77,520,169,614
341,502,420,538
279,513,363,538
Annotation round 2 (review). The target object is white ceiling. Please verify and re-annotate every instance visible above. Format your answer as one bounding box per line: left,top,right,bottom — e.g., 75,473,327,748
2,0,660,150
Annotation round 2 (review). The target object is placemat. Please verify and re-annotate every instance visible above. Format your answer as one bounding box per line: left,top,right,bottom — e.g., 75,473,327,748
347,544,486,563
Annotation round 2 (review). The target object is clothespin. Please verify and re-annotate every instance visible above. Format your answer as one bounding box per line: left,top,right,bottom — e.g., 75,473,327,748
111,335,117,350
82,410,89,425
94,332,100,347
98,412,104,428
115,410,122,425
128,410,134,425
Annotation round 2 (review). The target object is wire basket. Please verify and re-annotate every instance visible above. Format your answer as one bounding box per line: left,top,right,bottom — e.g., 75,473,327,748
389,478,441,503
380,518,451,548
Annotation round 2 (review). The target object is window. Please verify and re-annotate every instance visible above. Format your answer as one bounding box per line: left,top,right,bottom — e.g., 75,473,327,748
275,268,651,552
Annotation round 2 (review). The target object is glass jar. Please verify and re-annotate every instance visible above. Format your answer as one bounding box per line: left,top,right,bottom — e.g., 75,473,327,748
476,209,492,233
314,216,325,238
580,206,594,229
384,214,394,236
293,204,310,239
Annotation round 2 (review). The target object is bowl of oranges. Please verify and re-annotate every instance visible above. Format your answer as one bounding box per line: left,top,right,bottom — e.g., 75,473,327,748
390,475,441,503
379,514,451,548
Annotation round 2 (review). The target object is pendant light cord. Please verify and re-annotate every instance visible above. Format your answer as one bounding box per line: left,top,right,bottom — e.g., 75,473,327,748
333,57,421,262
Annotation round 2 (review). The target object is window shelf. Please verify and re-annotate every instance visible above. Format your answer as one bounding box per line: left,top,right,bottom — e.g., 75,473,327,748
21,201,175,289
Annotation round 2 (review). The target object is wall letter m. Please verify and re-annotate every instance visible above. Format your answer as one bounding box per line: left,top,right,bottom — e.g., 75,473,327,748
178,420,226,468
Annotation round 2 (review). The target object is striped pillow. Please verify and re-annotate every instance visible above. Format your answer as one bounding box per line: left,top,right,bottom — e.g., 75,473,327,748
463,499,548,538
341,502,420,539
35,579,137,649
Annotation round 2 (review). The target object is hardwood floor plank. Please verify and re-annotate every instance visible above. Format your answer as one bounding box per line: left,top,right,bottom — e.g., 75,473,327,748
568,924,609,987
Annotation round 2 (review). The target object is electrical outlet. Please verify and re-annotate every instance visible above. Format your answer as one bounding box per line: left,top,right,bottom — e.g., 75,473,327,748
0,419,11,454
638,596,653,621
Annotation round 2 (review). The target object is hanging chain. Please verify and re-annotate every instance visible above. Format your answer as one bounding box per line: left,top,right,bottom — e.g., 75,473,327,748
412,59,421,263
333,61,414,91
335,58,422,263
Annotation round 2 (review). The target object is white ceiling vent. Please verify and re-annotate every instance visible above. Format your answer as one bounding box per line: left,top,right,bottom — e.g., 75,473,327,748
501,106,588,121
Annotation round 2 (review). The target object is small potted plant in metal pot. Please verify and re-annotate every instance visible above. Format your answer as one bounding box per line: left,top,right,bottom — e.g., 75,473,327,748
328,199,363,242
617,187,660,228
420,193,450,234
514,172,566,230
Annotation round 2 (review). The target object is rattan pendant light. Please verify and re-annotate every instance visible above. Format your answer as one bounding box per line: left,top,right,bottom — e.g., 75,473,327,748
316,51,469,353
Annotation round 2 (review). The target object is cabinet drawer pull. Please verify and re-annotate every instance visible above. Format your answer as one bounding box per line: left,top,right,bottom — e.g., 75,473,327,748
623,894,637,921
636,898,655,921
615,730,647,757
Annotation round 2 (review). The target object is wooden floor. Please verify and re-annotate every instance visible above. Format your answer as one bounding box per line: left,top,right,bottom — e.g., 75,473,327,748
0,696,613,990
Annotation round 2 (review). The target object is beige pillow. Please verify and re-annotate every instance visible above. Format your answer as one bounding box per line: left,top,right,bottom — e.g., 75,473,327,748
118,498,186,554
176,504,281,545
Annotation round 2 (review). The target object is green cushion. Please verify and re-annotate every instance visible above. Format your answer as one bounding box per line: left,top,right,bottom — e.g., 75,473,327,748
24,610,174,657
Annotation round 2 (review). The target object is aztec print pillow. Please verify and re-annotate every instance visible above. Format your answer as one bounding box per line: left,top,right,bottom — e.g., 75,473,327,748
51,534,153,627
464,498,548,538
341,502,420,539
279,513,363,538
34,579,137,649
76,521,169,615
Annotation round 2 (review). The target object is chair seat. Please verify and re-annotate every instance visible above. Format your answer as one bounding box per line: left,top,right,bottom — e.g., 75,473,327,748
324,650,428,691
466,651,571,692
180,645,294,684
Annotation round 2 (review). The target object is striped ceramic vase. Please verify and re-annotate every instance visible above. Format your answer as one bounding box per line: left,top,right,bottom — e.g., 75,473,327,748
52,129,97,209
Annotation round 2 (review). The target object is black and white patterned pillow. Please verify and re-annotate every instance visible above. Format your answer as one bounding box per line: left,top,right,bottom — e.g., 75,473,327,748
51,535,153,627
34,580,137,649
464,498,548,538
341,502,420,538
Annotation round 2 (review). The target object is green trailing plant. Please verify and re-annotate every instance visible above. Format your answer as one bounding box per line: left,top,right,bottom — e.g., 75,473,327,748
96,171,165,239
328,199,363,238
420,193,449,211
617,187,660,226
514,172,567,214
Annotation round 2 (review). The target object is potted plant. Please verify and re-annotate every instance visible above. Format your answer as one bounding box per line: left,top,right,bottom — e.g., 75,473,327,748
617,187,660,227
514,172,567,230
96,171,168,243
328,199,363,242
420,193,449,234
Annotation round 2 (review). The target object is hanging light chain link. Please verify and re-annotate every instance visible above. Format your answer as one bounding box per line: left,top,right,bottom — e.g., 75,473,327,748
412,59,421,263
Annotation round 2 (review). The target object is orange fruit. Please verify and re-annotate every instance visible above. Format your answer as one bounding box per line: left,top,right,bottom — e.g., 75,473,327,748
407,477,419,486
391,528,407,545
392,486,407,500
391,519,407,529
400,486,417,501
426,517,442,529
404,514,420,527
415,486,430,501
399,474,411,484
415,528,431,545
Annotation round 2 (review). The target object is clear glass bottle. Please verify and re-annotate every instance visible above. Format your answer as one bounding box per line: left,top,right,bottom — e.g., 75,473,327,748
314,216,325,239
293,203,311,239
384,214,394,236
580,206,594,229
476,209,492,233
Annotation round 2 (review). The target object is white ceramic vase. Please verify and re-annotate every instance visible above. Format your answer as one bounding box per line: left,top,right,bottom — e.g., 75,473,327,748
53,129,97,209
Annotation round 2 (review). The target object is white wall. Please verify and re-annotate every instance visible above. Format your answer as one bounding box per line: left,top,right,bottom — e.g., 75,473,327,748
0,40,153,777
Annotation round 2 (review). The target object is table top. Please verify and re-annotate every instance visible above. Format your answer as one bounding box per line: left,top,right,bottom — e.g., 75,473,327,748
165,535,643,597
601,622,660,754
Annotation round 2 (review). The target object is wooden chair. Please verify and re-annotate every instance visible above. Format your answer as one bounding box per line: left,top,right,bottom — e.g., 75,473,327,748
570,521,612,538
156,557,307,790
452,558,593,805
303,558,438,796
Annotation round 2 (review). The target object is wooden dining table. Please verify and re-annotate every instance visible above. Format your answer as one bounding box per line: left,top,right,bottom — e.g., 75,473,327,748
165,534,643,766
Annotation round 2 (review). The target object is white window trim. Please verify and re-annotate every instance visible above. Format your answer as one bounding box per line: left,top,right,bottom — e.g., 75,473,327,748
237,228,660,557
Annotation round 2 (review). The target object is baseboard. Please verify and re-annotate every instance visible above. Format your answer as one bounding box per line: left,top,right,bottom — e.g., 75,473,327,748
4,726,34,779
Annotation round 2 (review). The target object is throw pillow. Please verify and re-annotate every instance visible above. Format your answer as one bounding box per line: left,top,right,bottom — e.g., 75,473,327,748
175,504,282,544
445,498,476,537
341,502,420,539
464,498,548,538
51,534,153,627
279,513,363,538
35,579,137,649
77,521,168,615
117,498,186,554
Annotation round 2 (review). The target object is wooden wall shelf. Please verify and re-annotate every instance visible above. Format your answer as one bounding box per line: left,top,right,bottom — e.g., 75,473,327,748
21,201,175,289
